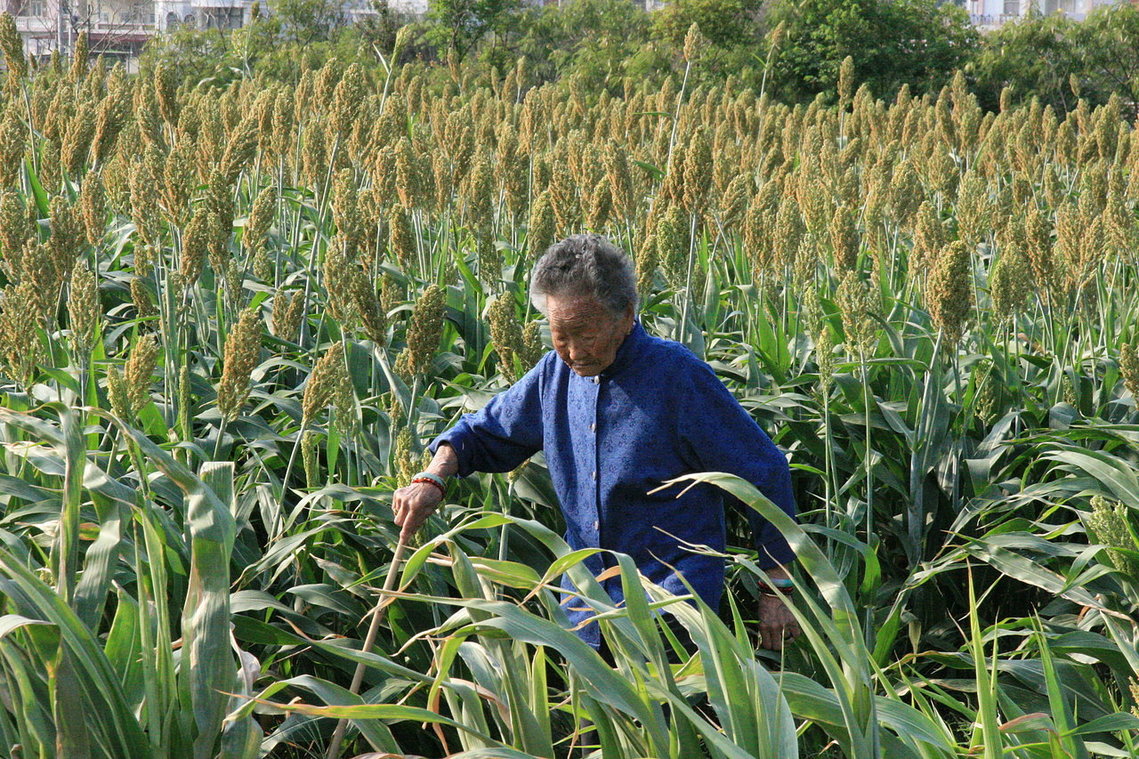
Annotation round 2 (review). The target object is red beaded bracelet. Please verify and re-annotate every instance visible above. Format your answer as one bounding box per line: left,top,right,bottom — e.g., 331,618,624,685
411,477,445,496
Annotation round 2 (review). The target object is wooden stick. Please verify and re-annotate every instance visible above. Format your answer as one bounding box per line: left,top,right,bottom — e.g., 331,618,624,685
325,540,409,759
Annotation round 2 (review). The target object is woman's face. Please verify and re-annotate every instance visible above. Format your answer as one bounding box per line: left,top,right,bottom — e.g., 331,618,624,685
546,294,634,376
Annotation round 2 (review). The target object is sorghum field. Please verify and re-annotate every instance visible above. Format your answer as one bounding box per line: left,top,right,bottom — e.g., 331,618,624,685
0,16,1137,759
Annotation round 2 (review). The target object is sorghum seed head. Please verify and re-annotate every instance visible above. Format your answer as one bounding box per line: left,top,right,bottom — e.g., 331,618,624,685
106,366,129,418
331,169,362,246
0,14,27,88
217,306,262,422
129,158,162,247
828,204,859,273
79,172,106,247
272,289,305,343
683,23,708,64
1120,341,1139,399
48,195,83,281
219,115,258,186
395,283,445,379
301,429,320,488
1086,495,1139,577
528,191,556,259
349,268,387,346
245,185,276,252
522,319,543,367
153,61,179,126
60,102,96,178
323,233,358,326
910,201,945,273
656,203,688,289
67,259,101,354
387,205,415,271
130,277,155,318
989,245,1032,322
0,105,24,187
331,63,367,138
681,128,712,212
835,271,877,356
488,292,525,383
123,334,159,417
926,241,974,347
0,191,30,277
0,282,42,387
302,341,347,425
69,31,89,83
181,210,213,286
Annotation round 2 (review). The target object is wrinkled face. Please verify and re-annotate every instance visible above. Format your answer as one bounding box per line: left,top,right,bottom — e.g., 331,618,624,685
546,294,634,377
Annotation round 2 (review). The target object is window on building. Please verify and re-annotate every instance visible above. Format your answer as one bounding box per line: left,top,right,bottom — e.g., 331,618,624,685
1003,0,1019,14
17,0,47,17
203,6,243,29
122,2,154,24
224,7,243,28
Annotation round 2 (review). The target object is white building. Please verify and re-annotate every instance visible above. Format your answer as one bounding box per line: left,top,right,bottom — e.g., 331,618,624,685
968,0,1131,29
5,0,405,65
6,0,261,63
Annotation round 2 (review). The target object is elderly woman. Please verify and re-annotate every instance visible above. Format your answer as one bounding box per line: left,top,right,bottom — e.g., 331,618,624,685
393,234,800,651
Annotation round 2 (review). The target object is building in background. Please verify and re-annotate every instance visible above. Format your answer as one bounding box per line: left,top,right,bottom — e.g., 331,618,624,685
4,0,259,65
4,0,393,68
967,0,1129,29
8,0,155,63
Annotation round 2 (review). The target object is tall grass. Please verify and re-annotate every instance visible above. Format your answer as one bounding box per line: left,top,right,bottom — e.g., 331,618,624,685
0,21,1135,757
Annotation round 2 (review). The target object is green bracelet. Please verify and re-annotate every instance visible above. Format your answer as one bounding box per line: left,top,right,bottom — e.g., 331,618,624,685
411,471,446,492
758,577,794,595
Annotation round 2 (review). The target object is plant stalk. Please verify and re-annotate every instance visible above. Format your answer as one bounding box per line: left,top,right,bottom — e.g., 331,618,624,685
325,539,409,759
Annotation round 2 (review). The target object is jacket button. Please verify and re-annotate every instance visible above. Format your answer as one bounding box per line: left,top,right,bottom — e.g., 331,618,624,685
590,423,596,432
591,470,597,480
592,520,599,530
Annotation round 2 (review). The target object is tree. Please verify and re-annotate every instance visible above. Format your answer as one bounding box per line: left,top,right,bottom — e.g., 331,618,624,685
1070,3,1139,111
969,4,1139,114
764,0,978,102
426,0,521,61
270,0,346,44
968,11,1081,112
355,0,424,61
509,0,661,90
651,0,762,52
650,0,764,82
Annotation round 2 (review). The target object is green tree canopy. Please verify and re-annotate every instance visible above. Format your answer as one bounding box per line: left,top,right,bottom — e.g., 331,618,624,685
764,0,976,102
651,0,761,51
968,11,1080,112
1072,3,1139,107
969,4,1139,113
650,0,764,83
508,0,663,90
427,0,521,60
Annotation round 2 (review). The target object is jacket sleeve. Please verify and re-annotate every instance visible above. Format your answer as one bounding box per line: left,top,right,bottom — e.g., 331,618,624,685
428,356,547,477
679,359,797,568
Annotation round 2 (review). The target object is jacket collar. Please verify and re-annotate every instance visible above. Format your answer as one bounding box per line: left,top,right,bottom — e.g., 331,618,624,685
600,319,648,379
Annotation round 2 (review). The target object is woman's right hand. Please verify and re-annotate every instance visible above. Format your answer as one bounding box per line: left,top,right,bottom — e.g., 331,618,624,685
392,481,445,543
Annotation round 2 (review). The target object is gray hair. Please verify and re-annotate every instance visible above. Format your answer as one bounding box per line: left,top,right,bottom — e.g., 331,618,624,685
529,234,638,316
